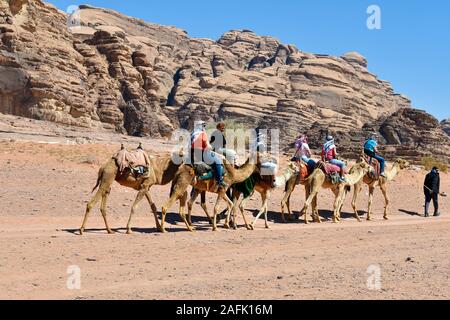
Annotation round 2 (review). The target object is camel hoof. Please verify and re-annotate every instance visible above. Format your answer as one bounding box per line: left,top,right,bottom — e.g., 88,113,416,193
79,229,84,236
265,225,271,229
107,229,115,234
383,216,389,221
159,228,167,233
223,223,230,229
367,218,373,221
126,229,133,235
246,225,254,231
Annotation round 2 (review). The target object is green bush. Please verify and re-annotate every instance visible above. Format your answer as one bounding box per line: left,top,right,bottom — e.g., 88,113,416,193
421,157,448,173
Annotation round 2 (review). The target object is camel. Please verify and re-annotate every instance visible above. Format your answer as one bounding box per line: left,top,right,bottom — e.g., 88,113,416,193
230,161,299,229
351,158,409,221
80,148,185,235
161,158,258,233
300,160,371,224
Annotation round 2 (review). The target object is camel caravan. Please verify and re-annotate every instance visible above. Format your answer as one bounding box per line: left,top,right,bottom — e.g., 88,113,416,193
79,121,410,235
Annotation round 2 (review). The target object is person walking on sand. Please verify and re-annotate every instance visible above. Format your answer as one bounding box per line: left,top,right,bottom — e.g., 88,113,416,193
424,167,441,217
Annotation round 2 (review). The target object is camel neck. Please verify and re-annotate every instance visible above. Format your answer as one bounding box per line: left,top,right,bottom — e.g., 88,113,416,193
386,163,400,181
226,160,257,184
347,165,366,185
275,166,296,187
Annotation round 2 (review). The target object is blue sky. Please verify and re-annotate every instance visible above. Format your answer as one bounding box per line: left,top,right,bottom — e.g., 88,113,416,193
47,0,449,120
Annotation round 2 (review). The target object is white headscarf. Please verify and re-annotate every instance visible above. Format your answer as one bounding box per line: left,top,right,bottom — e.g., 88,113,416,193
191,121,206,143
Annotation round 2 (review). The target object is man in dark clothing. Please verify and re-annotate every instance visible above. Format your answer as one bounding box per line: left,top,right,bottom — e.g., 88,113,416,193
210,122,237,165
424,167,441,217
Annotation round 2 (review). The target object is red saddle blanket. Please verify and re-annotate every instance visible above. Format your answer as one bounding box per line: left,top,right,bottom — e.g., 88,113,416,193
294,161,310,182
364,155,380,179
317,161,349,175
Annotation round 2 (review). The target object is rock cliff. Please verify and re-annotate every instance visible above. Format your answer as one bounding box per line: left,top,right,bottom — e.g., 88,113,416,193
0,1,448,162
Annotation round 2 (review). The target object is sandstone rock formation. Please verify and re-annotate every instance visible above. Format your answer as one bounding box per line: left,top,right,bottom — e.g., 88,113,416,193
441,119,450,136
0,1,448,162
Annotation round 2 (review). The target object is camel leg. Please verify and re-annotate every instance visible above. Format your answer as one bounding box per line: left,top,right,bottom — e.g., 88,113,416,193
380,184,390,220
198,191,214,225
179,191,194,232
281,181,295,222
145,192,162,231
312,193,321,223
161,196,177,233
332,188,344,223
80,189,103,235
264,190,271,229
301,188,318,225
238,196,253,230
351,182,363,222
367,186,375,221
222,193,235,230
212,194,223,232
187,189,200,227
252,191,270,229
126,190,146,234
100,189,114,234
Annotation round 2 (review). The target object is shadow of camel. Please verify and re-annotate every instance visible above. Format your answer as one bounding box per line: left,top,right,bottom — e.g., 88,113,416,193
399,209,422,217
247,208,365,224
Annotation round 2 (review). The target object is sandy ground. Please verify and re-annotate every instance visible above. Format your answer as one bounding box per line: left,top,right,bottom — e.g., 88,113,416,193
0,117,449,300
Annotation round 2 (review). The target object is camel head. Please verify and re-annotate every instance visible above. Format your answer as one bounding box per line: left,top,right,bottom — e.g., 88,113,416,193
394,158,410,170
287,161,300,175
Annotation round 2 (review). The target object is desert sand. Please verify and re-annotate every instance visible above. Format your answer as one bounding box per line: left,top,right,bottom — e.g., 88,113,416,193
0,118,449,300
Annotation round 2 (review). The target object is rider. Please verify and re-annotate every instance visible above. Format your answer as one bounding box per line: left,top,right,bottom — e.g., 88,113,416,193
191,121,227,188
210,122,237,166
322,135,346,182
292,134,316,169
364,133,386,178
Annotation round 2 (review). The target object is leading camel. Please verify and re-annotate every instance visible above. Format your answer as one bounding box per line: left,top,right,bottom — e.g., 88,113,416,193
161,158,258,233
80,148,185,235
351,158,409,221
301,160,371,224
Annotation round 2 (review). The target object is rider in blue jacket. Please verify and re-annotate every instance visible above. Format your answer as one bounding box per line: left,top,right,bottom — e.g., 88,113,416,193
364,133,386,178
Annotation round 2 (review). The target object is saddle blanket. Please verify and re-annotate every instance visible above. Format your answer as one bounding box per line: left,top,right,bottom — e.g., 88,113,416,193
114,148,151,173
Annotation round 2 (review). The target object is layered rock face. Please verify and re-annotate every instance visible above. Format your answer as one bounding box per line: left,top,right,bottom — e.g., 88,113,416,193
441,119,450,136
0,1,448,162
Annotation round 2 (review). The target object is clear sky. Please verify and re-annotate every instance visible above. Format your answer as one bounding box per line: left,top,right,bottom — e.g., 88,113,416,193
46,0,449,120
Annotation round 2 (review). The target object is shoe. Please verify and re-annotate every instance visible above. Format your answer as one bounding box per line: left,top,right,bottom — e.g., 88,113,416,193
434,212,441,217
219,181,229,190
339,177,347,183
424,213,429,218
380,173,387,178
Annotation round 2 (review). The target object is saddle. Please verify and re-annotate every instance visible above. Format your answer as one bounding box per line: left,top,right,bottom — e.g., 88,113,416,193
316,161,349,184
293,160,311,183
192,163,215,181
364,155,380,179
114,146,151,178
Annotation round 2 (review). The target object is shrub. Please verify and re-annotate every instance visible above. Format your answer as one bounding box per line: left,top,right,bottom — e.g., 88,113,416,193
421,157,448,173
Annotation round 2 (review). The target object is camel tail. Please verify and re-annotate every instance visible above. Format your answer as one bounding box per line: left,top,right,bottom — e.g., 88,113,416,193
92,169,103,193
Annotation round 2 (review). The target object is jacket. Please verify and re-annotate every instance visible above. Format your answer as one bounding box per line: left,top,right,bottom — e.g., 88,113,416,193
424,171,440,194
